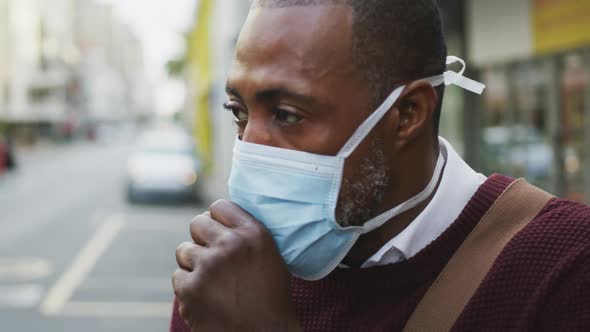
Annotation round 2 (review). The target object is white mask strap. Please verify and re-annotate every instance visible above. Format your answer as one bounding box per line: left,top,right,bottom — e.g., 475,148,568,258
337,85,405,158
359,151,445,234
425,56,486,95
337,56,485,158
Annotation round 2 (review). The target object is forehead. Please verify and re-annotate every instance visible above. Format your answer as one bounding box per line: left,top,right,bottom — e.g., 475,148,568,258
230,5,356,90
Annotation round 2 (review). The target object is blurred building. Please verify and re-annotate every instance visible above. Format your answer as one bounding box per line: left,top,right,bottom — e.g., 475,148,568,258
0,0,8,117
460,0,590,203
0,0,150,143
183,0,250,200
184,0,590,203
75,0,151,124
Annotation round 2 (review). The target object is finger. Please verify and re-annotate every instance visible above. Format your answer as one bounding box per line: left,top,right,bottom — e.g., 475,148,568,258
178,302,192,327
172,270,200,329
209,199,253,228
175,242,203,271
172,268,192,301
190,213,229,246
173,297,190,326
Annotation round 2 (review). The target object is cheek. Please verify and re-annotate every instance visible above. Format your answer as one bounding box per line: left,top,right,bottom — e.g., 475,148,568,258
298,122,348,155
340,128,392,180
240,111,276,146
340,135,375,182
301,110,369,156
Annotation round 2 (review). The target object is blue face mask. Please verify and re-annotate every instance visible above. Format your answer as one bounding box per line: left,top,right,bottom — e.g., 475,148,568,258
228,56,485,281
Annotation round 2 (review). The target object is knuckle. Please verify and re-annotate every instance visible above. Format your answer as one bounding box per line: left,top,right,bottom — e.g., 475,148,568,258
174,247,183,262
240,221,270,247
194,256,214,276
176,242,201,270
216,231,242,251
228,230,262,257
173,269,201,300
188,271,205,295
190,213,207,225
248,222,269,239
175,242,191,259
189,219,202,235
190,215,209,234
209,199,228,214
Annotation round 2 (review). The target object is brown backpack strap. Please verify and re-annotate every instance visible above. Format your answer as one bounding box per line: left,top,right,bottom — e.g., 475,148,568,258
403,179,553,332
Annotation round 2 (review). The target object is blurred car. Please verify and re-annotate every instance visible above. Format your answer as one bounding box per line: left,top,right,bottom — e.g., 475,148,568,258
482,125,553,181
5,136,16,171
0,137,6,175
0,132,15,174
126,127,202,203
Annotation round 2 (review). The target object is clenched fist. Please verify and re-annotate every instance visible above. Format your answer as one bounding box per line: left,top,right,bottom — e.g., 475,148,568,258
172,200,300,332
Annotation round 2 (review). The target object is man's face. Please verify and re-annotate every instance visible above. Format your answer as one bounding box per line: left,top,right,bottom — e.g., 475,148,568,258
225,5,393,226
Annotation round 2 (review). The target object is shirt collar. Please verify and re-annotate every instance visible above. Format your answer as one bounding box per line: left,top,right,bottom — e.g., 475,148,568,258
361,137,487,268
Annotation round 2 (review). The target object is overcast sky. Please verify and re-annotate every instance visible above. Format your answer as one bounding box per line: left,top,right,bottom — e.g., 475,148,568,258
96,0,198,115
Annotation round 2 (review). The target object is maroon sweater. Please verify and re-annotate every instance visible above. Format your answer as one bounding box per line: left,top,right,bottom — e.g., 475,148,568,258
170,175,590,331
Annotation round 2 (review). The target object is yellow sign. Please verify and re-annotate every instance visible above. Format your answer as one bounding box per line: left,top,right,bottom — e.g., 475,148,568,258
187,0,213,173
533,0,590,54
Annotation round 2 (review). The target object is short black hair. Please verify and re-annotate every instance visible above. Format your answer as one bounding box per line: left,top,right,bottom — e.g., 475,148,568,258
252,0,448,137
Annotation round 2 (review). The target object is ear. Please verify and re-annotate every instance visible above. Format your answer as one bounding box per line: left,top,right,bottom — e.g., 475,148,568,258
388,81,438,150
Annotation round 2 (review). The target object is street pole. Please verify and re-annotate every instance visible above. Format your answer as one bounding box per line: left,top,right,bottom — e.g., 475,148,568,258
546,56,565,198
459,0,482,170
584,49,590,203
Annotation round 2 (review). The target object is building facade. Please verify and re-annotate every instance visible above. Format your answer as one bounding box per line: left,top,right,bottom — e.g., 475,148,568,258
465,0,590,203
0,0,8,119
0,0,147,141
185,0,250,200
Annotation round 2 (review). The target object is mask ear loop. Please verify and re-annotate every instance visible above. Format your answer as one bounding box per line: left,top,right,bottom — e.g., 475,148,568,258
442,56,486,94
356,151,446,234
446,56,467,76
337,85,406,158
338,56,486,158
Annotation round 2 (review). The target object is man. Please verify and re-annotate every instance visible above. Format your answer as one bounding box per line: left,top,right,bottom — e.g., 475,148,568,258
171,1,590,331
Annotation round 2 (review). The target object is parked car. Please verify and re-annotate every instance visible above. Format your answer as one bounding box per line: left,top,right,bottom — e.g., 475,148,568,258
126,127,202,203
482,125,553,181
5,133,16,171
0,137,6,175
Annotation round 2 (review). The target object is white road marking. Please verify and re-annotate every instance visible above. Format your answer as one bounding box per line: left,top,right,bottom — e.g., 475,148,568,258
0,285,43,308
60,301,172,318
39,215,126,316
0,257,52,282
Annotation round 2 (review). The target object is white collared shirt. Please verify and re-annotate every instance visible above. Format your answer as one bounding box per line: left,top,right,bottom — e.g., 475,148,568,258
361,137,487,268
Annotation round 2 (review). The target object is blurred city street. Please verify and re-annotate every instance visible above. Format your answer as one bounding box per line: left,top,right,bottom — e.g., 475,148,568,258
0,139,201,332
0,0,589,330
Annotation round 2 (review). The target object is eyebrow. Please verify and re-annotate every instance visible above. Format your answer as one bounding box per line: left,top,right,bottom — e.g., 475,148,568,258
225,85,244,100
225,85,318,105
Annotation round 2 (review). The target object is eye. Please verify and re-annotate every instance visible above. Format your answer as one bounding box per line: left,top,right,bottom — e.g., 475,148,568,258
273,109,303,126
223,102,248,124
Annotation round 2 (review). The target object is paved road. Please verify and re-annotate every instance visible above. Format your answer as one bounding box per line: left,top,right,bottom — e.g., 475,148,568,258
0,141,205,332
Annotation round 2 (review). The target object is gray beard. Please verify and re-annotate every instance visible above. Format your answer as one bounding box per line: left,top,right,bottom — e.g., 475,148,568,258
336,138,390,227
